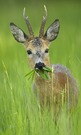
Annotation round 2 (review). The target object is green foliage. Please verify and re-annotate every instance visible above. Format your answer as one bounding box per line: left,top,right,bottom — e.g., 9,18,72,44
0,1,81,135
25,66,52,80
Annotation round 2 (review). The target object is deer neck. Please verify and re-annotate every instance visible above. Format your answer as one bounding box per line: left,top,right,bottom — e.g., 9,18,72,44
34,69,52,91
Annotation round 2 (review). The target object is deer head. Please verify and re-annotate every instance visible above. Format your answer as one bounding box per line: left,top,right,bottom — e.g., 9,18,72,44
10,5,60,70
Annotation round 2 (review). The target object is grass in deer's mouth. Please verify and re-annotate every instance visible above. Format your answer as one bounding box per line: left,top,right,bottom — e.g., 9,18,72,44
25,66,52,80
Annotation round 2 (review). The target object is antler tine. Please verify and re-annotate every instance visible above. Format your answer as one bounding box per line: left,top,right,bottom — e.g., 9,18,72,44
39,5,47,38
23,8,34,38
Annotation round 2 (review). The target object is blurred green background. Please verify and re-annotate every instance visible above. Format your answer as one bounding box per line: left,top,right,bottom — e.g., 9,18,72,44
0,0,81,135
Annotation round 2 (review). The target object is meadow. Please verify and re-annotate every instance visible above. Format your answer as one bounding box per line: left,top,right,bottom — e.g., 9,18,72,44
0,1,81,135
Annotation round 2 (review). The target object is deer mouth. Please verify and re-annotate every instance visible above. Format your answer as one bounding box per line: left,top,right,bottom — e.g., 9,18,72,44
34,62,46,71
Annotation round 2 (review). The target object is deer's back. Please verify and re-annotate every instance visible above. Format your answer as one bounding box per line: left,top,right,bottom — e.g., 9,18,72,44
52,64,78,108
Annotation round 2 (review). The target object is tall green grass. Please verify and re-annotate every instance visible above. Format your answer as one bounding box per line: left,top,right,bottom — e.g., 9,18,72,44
0,1,81,135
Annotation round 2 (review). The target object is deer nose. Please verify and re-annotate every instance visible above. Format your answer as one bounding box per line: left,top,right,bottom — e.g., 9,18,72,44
35,62,45,70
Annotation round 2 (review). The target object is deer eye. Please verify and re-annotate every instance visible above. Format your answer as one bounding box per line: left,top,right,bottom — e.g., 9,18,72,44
45,49,49,53
27,50,32,55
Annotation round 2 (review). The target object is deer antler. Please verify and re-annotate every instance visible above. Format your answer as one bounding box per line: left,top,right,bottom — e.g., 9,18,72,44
23,8,34,38
39,5,47,38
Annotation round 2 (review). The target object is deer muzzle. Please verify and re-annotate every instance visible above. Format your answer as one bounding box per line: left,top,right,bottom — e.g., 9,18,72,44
35,62,45,70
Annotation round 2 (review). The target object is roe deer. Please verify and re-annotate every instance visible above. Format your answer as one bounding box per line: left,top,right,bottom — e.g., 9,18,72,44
10,6,78,114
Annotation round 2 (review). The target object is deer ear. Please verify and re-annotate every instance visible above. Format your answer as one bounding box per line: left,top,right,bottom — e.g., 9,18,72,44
45,19,60,42
10,22,28,43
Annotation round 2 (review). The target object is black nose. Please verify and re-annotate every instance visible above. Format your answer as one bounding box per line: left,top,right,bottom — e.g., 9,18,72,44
35,62,45,70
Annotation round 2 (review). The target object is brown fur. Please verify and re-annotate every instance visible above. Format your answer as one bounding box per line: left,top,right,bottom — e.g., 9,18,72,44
33,64,78,113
